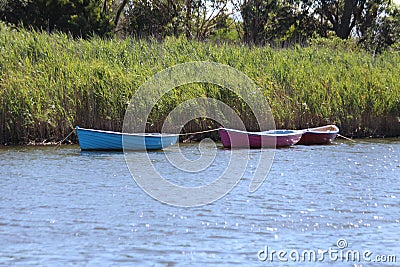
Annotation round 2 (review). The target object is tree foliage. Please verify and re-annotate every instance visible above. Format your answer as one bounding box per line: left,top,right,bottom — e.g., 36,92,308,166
237,0,319,45
120,0,230,40
307,0,391,39
120,0,183,39
0,0,114,38
236,0,399,50
358,3,400,53
0,0,398,51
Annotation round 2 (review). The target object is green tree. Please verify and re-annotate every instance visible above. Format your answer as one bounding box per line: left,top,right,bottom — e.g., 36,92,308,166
359,3,400,53
237,0,315,45
121,0,184,39
188,0,230,40
0,0,114,38
121,0,230,40
306,0,392,39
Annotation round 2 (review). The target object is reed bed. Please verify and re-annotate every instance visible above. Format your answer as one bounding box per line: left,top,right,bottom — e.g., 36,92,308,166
1,23,399,144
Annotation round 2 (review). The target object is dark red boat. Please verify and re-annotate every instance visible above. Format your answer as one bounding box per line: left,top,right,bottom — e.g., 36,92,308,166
297,125,339,145
219,128,303,148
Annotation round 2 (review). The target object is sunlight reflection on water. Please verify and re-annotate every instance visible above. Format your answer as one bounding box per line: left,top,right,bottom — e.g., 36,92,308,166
0,139,399,266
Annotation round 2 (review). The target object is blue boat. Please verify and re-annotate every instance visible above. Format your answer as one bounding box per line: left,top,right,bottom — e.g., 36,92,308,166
75,126,178,151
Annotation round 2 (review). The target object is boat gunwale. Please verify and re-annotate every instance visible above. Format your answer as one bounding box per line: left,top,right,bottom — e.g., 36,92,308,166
75,126,179,138
302,125,339,134
220,128,303,137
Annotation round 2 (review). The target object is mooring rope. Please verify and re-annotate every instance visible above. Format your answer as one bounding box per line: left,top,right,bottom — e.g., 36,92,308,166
337,134,356,142
57,129,75,145
175,128,221,136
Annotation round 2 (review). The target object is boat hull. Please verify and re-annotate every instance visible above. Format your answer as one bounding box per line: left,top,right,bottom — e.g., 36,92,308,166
297,125,339,145
219,128,303,148
76,126,178,151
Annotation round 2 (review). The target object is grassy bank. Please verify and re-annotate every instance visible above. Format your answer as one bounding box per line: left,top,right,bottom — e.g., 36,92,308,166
1,23,399,145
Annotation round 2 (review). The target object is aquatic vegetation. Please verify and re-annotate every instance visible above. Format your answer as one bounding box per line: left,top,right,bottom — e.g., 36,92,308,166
0,23,399,144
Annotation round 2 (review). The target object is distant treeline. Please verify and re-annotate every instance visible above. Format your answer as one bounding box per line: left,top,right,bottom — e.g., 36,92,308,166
0,23,399,144
0,0,399,53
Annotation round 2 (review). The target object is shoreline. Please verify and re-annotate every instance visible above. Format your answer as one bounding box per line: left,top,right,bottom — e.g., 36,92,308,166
1,132,399,147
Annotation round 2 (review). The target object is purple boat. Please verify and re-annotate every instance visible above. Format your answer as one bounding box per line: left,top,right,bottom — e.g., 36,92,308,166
219,128,303,148
297,125,339,145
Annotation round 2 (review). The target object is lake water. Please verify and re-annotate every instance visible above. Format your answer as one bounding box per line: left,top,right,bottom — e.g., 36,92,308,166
0,139,399,266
